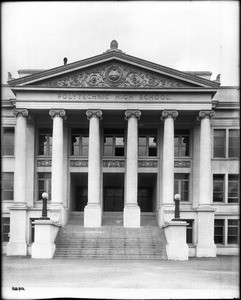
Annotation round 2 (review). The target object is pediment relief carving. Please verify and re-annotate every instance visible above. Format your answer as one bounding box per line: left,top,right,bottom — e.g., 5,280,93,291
35,62,194,88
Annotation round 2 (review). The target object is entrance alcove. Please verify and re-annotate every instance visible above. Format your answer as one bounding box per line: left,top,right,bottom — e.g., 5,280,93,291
70,173,88,211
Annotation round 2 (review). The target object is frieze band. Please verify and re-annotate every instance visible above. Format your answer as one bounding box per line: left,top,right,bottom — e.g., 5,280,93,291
174,161,191,168
103,160,125,168
37,160,52,167
69,159,158,168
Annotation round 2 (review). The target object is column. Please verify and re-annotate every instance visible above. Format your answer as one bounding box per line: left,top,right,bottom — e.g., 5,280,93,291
124,110,141,228
49,109,66,204
84,110,102,227
159,110,178,225
196,110,216,257
7,109,28,256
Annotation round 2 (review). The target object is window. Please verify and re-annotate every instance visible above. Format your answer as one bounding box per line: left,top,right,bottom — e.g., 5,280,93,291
104,129,125,156
2,127,14,155
138,130,157,157
213,130,226,158
38,173,51,200
38,129,52,156
30,218,41,243
174,130,190,157
228,175,239,203
213,175,224,202
214,219,225,244
228,220,239,244
2,217,10,242
71,129,89,156
182,219,193,244
2,173,14,200
174,174,189,201
229,129,239,158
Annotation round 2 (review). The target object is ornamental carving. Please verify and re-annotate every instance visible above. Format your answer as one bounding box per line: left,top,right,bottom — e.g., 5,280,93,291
174,161,191,168
125,110,141,120
37,160,52,167
86,110,102,120
138,160,158,168
12,109,28,118
40,62,184,88
197,110,215,121
49,109,66,119
103,160,125,168
70,160,88,167
161,110,178,120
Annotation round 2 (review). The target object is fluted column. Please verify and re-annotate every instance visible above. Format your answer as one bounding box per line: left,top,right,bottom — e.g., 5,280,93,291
196,110,216,257
84,110,102,227
124,110,141,228
49,109,66,204
7,109,28,256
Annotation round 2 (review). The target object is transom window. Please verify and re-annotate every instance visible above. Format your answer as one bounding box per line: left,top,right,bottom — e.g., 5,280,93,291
213,174,239,204
214,219,240,245
229,129,239,158
213,175,225,202
71,129,89,156
138,130,157,157
213,129,239,158
2,172,14,200
174,130,190,157
38,128,52,156
182,219,194,244
2,127,14,155
104,129,125,156
174,174,189,201
2,217,10,242
38,173,51,200
228,175,239,203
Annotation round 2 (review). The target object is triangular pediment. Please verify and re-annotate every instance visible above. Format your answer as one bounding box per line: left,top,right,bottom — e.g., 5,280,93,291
8,50,220,89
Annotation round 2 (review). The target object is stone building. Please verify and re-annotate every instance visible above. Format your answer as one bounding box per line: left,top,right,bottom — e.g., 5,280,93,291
2,41,239,258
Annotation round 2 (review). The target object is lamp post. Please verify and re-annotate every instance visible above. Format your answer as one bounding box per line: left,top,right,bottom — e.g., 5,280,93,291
41,192,50,220
172,193,181,221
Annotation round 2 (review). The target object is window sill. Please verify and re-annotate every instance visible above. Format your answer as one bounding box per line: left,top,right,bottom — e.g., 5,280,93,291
212,203,239,205
212,158,239,161
215,244,239,248
2,155,15,158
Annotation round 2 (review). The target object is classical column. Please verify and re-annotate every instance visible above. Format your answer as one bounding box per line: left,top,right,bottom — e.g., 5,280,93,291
124,110,141,228
7,109,28,256
196,110,216,257
159,110,178,225
84,110,102,227
49,109,66,204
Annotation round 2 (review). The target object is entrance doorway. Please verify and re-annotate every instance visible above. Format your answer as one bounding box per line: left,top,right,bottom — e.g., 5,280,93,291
103,173,124,212
138,173,157,212
70,173,88,211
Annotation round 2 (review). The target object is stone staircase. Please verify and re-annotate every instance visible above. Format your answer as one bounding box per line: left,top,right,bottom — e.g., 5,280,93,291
53,212,167,259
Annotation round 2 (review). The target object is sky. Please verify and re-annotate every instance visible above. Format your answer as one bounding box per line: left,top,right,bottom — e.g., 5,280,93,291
1,1,239,86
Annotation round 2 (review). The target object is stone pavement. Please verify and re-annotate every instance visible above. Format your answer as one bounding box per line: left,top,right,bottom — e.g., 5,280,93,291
2,255,239,299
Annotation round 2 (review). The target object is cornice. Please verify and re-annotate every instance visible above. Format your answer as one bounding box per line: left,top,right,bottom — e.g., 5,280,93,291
7,51,220,88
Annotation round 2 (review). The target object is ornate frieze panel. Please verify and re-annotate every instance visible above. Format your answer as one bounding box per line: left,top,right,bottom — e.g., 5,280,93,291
138,160,158,168
37,160,52,167
174,161,191,168
103,160,125,168
39,62,186,88
70,160,88,167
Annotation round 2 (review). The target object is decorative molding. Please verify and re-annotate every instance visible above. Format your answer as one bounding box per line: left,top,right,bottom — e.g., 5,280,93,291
161,110,178,121
48,208,61,224
70,160,88,167
138,160,158,168
86,109,102,120
49,109,67,119
12,109,28,118
197,110,215,121
103,160,125,168
37,160,52,167
125,109,141,120
174,161,191,168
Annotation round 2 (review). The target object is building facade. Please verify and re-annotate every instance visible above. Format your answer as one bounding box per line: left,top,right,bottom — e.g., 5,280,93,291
2,41,239,257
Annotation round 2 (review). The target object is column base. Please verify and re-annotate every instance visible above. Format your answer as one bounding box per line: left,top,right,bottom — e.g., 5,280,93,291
32,242,56,259
196,243,216,257
7,242,27,256
84,204,102,227
166,243,189,261
123,205,140,228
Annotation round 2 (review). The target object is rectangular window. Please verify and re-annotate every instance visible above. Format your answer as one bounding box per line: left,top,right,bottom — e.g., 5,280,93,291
138,130,157,157
228,175,239,203
38,173,51,200
2,127,14,155
214,219,225,244
228,129,239,158
213,129,226,158
104,129,125,157
38,128,52,156
228,220,239,244
213,175,225,202
2,173,14,200
174,174,189,201
2,217,10,242
174,130,190,157
71,129,89,156
182,219,193,244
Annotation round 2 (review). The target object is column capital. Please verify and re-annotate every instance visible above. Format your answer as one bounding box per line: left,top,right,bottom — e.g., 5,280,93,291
161,110,178,121
12,109,28,118
86,109,102,120
125,110,141,120
49,109,66,120
197,110,215,121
